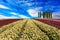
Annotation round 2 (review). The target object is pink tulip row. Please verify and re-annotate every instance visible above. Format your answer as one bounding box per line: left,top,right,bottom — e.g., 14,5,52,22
36,19,60,29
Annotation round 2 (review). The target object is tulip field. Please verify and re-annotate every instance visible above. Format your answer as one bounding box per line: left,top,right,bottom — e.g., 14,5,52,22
0,19,60,40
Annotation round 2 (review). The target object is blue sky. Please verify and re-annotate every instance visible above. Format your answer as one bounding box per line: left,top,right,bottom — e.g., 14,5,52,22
0,0,60,19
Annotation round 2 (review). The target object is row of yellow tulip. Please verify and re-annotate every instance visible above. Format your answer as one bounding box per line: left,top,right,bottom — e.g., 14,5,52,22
19,19,49,40
0,20,27,40
0,20,23,33
33,20,60,40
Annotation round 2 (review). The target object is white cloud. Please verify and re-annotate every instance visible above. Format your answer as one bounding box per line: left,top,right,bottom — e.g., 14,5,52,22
25,3,33,6
16,0,27,3
18,15,29,18
16,0,34,6
34,7,43,11
0,15,18,19
10,12,29,18
27,9,38,17
10,12,17,15
52,12,60,18
0,4,9,9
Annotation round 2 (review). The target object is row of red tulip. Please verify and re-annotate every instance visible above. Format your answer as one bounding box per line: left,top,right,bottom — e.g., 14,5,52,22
36,19,60,28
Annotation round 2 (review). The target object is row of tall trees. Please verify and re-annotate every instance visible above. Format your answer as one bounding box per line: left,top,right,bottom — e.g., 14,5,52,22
38,11,52,18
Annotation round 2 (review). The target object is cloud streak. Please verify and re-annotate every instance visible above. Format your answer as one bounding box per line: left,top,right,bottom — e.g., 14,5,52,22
0,4,9,9
0,15,18,19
